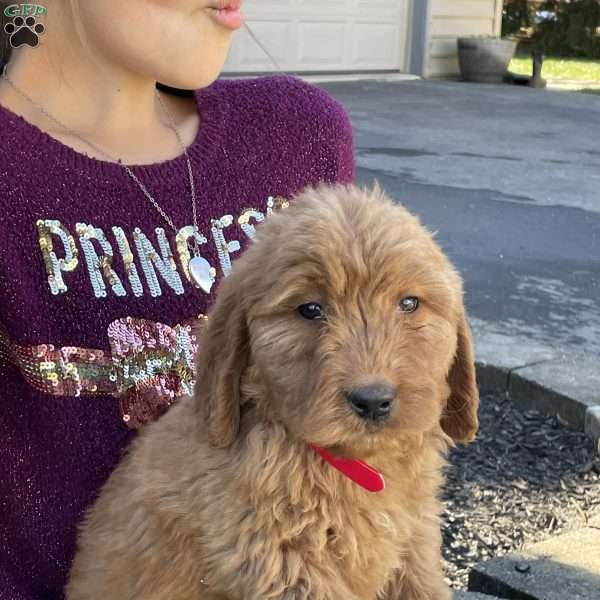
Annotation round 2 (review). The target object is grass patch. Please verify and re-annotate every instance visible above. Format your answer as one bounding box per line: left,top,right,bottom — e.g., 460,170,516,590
509,57,600,81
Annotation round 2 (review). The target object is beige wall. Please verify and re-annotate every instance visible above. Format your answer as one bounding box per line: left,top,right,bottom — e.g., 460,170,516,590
427,0,504,77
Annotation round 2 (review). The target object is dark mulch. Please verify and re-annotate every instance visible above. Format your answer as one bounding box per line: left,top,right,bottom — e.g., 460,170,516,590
441,393,600,590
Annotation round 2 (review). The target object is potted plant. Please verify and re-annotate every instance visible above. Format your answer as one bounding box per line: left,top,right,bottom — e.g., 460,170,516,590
457,35,518,83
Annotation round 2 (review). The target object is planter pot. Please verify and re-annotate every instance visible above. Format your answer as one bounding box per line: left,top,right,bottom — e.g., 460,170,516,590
457,38,518,83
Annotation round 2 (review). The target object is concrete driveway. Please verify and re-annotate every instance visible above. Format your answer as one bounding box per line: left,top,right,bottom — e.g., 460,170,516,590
318,79,600,434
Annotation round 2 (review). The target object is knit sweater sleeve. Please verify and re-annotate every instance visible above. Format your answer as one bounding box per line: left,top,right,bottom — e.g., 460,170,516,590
281,75,356,186
301,79,356,185
223,74,356,191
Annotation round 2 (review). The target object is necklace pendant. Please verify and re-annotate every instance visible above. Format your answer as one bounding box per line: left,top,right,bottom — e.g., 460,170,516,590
189,256,216,294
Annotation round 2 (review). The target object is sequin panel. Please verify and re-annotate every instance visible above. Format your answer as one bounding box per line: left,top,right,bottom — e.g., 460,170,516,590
0,316,208,429
108,316,204,427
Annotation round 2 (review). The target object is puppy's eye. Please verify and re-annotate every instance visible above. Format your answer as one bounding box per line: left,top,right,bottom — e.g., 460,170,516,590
298,303,326,321
399,296,419,313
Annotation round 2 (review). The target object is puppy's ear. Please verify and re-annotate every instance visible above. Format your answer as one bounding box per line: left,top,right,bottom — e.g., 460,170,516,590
441,311,479,443
194,275,249,449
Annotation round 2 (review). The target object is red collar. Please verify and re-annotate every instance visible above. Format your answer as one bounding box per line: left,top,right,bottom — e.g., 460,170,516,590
308,443,385,493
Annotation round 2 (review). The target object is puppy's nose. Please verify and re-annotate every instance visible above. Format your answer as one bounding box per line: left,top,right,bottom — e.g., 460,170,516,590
347,384,395,421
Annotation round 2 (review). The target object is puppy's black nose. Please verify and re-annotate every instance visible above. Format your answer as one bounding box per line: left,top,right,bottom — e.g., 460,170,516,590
347,384,395,421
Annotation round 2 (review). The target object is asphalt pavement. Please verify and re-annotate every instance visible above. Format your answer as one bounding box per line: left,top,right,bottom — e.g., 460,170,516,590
318,79,600,439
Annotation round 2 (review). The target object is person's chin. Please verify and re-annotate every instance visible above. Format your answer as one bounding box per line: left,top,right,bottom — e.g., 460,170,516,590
160,52,226,88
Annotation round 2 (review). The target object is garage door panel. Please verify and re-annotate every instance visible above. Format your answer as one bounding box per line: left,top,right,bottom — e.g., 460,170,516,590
298,21,346,64
296,0,352,13
243,0,294,11
353,22,400,66
356,0,404,14
224,20,293,70
224,0,408,73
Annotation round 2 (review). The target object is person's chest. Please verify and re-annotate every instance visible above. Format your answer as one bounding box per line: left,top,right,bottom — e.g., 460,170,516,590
0,155,296,428
3,159,294,338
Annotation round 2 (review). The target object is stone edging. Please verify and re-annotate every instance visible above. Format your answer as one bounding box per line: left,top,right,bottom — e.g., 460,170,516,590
476,362,600,452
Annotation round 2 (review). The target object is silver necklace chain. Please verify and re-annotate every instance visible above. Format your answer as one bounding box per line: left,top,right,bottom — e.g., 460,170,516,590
0,63,200,251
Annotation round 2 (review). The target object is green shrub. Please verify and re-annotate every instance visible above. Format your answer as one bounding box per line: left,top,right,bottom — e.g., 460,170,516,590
503,0,534,36
503,0,600,58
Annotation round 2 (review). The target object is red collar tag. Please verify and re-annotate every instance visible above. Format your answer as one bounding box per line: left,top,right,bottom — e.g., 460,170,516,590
309,443,385,493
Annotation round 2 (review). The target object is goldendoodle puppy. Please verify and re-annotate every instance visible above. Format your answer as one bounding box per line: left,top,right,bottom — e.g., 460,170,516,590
66,182,479,600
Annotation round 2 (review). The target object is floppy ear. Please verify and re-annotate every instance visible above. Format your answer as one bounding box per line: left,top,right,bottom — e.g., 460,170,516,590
440,311,480,443
194,275,249,449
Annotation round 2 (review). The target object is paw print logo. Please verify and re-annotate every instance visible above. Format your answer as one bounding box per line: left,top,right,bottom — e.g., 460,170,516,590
4,15,45,49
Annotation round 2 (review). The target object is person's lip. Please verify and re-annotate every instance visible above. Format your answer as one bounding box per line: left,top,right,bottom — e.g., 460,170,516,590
206,0,244,30
208,0,243,9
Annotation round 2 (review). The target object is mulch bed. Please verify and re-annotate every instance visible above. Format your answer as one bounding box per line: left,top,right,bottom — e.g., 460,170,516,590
441,393,600,590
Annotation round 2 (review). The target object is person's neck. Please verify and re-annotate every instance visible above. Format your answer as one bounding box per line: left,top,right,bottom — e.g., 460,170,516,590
0,45,195,164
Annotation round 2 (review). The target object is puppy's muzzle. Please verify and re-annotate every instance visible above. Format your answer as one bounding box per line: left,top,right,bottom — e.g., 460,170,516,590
347,384,395,422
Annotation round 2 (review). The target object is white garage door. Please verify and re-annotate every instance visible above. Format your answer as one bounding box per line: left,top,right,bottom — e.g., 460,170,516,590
223,0,410,74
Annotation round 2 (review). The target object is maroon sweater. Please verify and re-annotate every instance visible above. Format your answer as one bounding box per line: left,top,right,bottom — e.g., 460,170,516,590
0,74,355,600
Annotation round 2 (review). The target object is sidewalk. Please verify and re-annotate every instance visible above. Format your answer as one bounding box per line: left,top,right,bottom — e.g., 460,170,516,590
318,79,600,444
547,79,600,93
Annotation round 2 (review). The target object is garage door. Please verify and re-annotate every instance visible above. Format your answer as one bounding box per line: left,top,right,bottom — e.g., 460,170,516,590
223,0,410,74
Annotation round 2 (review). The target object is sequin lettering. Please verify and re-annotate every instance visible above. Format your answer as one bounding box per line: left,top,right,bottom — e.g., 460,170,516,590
112,226,144,298
133,227,185,297
77,223,127,299
238,208,265,240
176,225,209,283
266,196,290,215
36,219,79,295
35,195,289,298
210,215,241,276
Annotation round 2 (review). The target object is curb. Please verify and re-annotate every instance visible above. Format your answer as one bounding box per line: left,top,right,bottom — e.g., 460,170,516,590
585,406,600,446
468,515,600,600
475,362,600,451
454,592,501,599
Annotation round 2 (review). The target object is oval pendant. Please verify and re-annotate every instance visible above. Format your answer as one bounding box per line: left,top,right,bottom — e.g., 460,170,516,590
189,256,216,293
